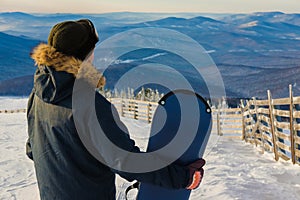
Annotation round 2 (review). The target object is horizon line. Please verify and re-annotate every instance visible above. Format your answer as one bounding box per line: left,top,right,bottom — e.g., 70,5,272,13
0,10,298,15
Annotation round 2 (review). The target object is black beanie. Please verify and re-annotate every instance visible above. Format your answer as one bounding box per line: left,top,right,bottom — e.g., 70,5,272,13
48,19,99,60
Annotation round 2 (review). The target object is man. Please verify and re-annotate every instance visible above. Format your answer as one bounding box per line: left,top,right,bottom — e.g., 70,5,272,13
26,19,205,200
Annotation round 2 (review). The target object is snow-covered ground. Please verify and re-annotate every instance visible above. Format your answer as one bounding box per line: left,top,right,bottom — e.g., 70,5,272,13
0,97,300,200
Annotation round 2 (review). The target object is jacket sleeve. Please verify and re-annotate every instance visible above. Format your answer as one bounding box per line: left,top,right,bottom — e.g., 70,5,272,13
94,93,190,189
25,91,35,161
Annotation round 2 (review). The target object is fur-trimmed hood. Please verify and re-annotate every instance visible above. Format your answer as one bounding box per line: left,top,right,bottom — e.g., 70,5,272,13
31,43,83,76
31,43,105,86
30,43,105,104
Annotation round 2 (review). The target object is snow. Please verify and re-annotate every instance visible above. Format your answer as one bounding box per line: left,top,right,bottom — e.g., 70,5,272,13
228,49,249,53
239,21,258,28
142,53,167,61
1,97,300,199
112,53,168,64
170,25,184,28
203,50,216,54
0,97,28,110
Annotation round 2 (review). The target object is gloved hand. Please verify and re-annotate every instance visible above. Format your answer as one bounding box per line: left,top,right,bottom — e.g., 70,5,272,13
186,158,206,190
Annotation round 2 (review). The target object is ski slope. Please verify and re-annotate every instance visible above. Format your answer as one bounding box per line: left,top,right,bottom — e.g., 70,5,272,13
0,97,300,200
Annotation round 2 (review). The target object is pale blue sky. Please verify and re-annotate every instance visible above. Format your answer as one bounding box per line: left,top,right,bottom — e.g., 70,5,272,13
1,0,300,13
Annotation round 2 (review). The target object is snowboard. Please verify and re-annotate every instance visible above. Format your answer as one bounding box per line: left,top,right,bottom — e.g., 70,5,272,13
137,89,212,200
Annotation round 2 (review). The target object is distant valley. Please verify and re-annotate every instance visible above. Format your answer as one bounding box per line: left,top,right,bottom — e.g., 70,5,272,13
0,12,300,99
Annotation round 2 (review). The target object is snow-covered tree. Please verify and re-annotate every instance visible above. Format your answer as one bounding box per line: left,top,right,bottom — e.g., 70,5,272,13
98,87,164,102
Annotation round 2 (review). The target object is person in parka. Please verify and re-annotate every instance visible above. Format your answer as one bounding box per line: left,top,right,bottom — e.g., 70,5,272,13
26,19,205,200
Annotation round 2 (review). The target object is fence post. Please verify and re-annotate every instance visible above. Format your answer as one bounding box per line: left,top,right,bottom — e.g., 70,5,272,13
134,102,138,120
252,97,259,147
147,103,151,124
267,90,279,161
289,84,296,164
240,99,246,140
217,102,221,136
245,100,250,142
255,97,265,153
121,98,125,117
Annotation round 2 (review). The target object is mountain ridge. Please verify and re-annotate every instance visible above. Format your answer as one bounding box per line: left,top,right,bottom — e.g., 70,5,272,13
0,12,299,98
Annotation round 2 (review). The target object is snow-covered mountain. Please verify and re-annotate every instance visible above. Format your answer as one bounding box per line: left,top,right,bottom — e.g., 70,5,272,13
0,32,38,80
1,12,300,98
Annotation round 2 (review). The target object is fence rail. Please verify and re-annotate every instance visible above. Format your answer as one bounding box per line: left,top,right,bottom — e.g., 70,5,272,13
109,98,158,123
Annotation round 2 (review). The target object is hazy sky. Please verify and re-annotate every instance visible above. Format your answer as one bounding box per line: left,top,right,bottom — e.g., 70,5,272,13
1,0,300,13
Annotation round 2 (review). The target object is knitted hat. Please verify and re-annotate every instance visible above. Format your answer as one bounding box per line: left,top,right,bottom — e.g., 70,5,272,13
48,19,99,60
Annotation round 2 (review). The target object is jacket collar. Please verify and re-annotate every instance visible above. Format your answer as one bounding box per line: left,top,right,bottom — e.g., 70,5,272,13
31,43,105,88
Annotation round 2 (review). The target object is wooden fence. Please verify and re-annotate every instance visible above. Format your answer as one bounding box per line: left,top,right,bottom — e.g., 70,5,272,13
0,98,244,138
212,107,242,138
109,98,244,138
1,90,299,165
0,109,26,113
241,85,300,165
109,98,158,123
109,92,300,166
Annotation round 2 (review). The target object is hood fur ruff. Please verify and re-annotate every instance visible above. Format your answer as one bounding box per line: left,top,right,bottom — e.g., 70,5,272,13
31,43,105,88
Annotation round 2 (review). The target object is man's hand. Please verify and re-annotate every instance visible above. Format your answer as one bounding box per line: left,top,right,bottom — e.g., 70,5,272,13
186,158,206,190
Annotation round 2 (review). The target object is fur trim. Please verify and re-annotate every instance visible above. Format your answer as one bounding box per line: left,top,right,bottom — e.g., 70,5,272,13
31,43,105,88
